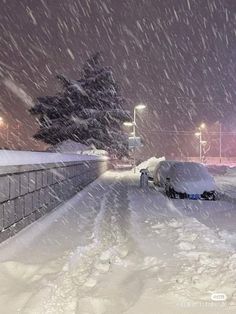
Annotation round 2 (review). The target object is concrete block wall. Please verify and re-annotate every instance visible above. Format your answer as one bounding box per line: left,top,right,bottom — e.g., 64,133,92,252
0,159,108,243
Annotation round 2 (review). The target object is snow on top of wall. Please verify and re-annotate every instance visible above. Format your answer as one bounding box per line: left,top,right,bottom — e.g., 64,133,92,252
47,140,89,153
0,150,107,166
47,140,108,157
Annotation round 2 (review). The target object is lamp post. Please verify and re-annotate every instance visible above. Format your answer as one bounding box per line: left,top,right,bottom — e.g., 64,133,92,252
124,103,146,172
195,123,206,163
219,122,222,164
133,104,146,172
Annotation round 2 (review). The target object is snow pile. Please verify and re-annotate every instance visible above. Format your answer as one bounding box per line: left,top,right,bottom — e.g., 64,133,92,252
0,149,107,166
82,145,109,157
226,166,236,176
47,140,89,153
137,156,165,176
48,140,108,157
211,165,236,200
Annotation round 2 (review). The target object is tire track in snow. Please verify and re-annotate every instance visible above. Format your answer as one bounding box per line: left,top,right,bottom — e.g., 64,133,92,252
75,177,149,314
35,175,133,313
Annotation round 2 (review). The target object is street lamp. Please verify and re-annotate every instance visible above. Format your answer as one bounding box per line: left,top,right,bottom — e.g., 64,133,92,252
133,104,146,136
219,122,222,164
195,123,206,163
200,123,206,129
124,103,146,172
134,104,146,110
123,121,134,127
133,104,146,172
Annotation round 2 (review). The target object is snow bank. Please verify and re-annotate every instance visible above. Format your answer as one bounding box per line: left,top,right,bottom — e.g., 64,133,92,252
47,139,89,153
82,148,109,156
137,156,165,176
48,140,108,157
226,166,236,176
213,166,236,200
0,149,107,166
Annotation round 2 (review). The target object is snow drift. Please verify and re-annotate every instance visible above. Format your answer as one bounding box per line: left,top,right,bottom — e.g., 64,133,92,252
137,156,165,177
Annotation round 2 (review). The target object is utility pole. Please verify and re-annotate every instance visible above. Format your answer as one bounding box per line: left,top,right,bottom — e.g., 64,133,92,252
124,104,146,173
199,129,202,163
195,123,206,163
219,122,222,164
133,107,136,173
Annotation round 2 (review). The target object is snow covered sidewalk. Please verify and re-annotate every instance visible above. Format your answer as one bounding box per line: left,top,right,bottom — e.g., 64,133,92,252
0,171,235,313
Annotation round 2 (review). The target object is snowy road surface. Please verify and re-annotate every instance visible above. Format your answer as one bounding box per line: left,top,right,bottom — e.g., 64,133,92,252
0,170,236,313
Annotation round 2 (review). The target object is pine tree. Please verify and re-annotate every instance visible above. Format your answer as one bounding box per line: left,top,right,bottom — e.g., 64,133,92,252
30,53,130,157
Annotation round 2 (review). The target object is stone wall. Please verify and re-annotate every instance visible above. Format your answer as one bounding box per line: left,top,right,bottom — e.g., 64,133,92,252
0,159,108,243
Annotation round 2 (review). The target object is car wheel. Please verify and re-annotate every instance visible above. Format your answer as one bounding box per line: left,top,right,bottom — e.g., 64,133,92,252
165,187,174,198
179,193,186,199
203,191,216,201
169,187,176,199
209,192,216,201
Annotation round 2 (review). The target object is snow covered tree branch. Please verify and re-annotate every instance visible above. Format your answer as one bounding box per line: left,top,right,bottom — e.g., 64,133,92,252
29,53,130,157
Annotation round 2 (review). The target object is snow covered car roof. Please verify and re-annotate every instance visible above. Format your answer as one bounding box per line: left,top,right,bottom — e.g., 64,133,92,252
171,162,211,180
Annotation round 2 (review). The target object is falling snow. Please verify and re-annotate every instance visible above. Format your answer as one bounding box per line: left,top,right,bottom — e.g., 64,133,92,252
1,0,236,313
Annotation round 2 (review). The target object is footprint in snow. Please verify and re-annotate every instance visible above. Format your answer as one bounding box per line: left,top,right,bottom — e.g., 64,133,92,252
99,250,111,262
84,277,97,288
168,220,182,228
151,223,165,229
95,262,110,273
178,241,196,251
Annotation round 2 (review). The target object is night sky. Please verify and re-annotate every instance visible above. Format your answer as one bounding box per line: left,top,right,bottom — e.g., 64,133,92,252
1,0,236,157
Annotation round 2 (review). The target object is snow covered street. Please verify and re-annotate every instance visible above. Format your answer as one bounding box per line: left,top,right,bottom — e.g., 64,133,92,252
0,170,236,313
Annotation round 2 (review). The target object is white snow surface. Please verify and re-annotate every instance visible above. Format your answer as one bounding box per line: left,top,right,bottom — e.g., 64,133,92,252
137,156,165,176
47,140,90,153
82,148,109,156
0,170,236,313
48,140,108,157
0,149,108,166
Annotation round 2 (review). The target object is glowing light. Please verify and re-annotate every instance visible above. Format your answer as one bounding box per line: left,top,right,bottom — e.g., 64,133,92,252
123,121,134,127
135,103,146,110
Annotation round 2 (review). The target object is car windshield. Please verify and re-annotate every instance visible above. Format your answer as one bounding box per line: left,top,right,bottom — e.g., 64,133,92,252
171,163,210,181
